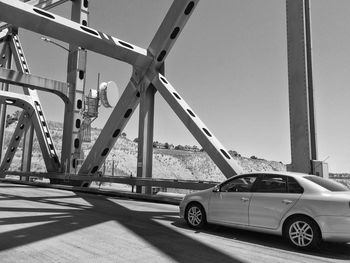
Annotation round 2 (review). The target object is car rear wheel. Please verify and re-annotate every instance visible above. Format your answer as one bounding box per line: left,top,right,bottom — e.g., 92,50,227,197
185,203,207,229
285,216,321,249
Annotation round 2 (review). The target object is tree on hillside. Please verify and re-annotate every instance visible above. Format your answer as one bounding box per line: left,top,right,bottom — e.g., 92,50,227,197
228,150,240,157
175,145,185,150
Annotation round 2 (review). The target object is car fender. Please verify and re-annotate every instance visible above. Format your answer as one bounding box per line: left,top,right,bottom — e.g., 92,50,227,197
279,203,321,232
185,195,209,213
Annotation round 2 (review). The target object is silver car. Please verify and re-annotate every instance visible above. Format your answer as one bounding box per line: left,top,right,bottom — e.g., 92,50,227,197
179,171,350,249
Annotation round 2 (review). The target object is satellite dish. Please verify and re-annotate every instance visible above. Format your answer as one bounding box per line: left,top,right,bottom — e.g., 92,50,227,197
99,81,119,108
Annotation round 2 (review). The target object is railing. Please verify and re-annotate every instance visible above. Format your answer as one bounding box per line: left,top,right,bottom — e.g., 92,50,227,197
329,176,350,180
3,171,219,191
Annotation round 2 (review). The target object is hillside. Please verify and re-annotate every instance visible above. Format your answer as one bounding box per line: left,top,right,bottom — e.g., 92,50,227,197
3,121,286,182
3,121,350,190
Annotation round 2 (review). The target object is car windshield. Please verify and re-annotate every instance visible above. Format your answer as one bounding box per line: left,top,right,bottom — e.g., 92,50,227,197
304,176,349,192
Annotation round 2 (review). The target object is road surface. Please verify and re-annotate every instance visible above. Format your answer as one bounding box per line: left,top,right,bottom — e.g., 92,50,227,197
0,182,349,263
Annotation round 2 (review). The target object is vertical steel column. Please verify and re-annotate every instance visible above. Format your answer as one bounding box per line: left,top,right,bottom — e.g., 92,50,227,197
286,0,317,174
18,0,33,176
136,83,156,194
0,41,11,162
21,116,34,172
61,0,88,175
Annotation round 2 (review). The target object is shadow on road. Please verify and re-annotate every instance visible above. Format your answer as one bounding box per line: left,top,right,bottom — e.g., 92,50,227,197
173,221,350,261
0,184,242,263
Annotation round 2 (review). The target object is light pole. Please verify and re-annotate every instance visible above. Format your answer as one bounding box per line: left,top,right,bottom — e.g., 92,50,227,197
40,36,70,52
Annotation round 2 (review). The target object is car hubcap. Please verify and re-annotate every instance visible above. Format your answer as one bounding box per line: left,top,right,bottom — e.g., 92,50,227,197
289,221,313,247
188,206,202,226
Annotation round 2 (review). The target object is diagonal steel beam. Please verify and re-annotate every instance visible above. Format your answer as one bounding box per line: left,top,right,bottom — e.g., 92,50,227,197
148,0,199,68
0,110,32,175
23,0,69,9
8,32,35,173
0,90,36,112
0,28,8,41
0,0,70,31
0,40,11,163
0,89,60,171
0,0,152,68
5,33,60,171
79,0,200,178
0,40,10,68
78,78,140,175
136,0,199,192
0,67,69,103
151,73,243,178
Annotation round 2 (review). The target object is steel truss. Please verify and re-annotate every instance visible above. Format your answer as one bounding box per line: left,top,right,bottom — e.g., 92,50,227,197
0,0,322,187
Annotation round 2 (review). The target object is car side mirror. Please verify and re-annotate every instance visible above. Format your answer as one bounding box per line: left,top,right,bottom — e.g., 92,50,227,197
212,186,220,192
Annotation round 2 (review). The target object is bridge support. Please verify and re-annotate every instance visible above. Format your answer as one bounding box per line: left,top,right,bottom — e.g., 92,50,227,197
61,0,88,178
136,83,156,194
0,41,11,163
286,0,327,175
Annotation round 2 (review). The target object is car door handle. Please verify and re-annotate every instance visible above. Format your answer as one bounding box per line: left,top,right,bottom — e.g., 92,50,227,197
282,199,293,205
241,197,250,202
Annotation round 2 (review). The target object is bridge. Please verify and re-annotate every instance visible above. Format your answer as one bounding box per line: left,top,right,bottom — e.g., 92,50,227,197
0,182,349,262
0,0,329,189
0,0,348,261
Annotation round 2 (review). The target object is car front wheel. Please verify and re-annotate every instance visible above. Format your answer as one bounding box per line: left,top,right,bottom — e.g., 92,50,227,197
185,203,207,229
285,216,321,249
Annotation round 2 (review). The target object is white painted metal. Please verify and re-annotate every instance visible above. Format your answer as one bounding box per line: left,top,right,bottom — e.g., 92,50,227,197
152,73,243,177
78,80,140,176
0,0,151,68
1,34,60,172
136,0,200,192
0,0,245,184
0,41,11,163
0,67,69,102
60,0,88,177
0,0,69,31
148,0,199,68
286,0,318,174
0,111,31,174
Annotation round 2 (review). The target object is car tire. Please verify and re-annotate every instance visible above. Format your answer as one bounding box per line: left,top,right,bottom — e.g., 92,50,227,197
185,202,207,229
284,216,322,249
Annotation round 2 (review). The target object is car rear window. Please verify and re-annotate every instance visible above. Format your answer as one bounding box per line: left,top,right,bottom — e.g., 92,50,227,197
304,176,349,191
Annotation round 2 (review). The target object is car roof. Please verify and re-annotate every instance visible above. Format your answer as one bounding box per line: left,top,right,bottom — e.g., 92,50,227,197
237,171,310,178
233,171,327,193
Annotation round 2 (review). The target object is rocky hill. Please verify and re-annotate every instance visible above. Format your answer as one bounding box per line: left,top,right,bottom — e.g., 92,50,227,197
3,121,286,183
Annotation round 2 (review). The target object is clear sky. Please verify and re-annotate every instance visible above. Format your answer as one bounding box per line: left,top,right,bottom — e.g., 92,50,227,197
12,0,350,172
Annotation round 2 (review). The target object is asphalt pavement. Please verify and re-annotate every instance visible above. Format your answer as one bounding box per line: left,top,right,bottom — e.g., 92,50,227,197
0,182,349,263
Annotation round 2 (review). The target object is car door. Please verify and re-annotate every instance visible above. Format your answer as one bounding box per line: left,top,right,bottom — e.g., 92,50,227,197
208,175,259,226
249,174,303,229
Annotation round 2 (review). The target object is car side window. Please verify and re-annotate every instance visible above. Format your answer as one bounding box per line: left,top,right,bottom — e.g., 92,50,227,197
287,177,304,193
220,176,257,192
255,175,287,193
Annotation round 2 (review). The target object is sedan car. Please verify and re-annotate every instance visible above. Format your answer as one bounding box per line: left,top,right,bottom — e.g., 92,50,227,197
179,171,350,249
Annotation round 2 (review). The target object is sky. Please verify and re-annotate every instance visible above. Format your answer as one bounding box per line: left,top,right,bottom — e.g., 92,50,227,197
5,0,350,172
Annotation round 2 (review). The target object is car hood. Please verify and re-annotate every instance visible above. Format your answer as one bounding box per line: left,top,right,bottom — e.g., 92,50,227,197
184,187,215,200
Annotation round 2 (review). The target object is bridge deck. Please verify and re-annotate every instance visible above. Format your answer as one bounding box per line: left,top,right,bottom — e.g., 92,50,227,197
0,182,349,263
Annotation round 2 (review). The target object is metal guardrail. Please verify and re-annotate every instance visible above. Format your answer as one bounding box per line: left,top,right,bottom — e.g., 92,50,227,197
4,171,219,190
329,176,350,180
